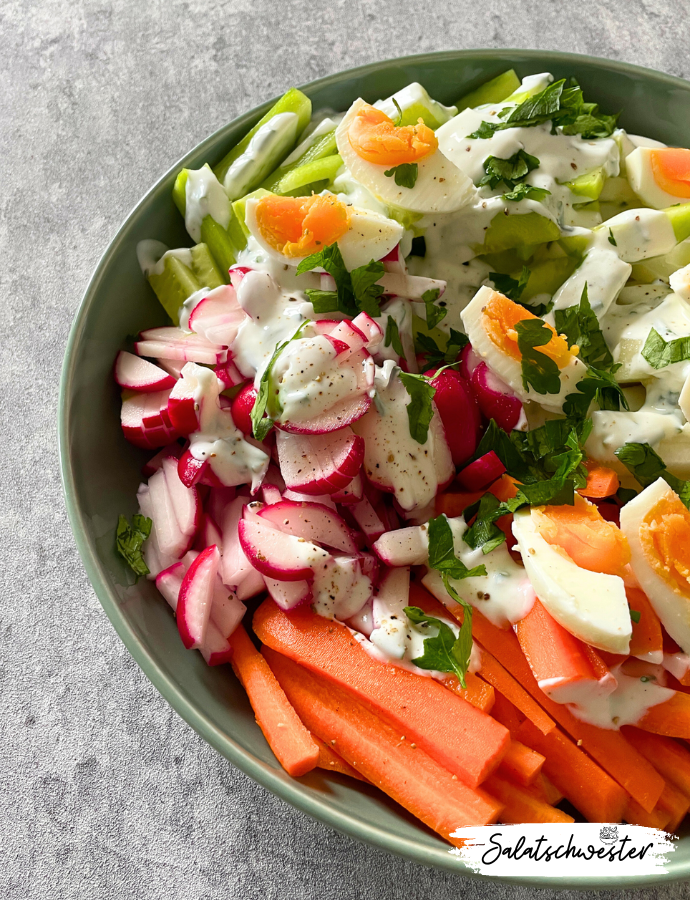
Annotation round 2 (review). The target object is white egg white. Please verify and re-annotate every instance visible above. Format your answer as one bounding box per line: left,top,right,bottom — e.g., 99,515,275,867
460,285,587,413
620,477,690,653
627,147,690,209
244,195,404,271
335,98,476,215
512,508,632,654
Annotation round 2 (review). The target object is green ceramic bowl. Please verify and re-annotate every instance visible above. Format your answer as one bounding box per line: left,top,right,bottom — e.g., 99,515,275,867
59,50,690,888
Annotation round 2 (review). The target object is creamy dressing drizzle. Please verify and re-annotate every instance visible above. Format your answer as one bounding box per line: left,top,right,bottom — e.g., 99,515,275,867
184,166,230,244
222,112,301,199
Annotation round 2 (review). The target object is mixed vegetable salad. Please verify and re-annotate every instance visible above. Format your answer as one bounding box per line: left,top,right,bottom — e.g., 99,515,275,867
116,68,690,843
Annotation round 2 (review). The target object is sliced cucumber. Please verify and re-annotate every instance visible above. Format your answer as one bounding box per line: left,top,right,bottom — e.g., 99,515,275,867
148,255,201,323
191,243,225,289
454,69,521,112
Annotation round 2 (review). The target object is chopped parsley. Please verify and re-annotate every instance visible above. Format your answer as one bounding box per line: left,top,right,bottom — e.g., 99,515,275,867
384,162,418,189
642,327,690,370
422,287,447,330
384,315,404,357
251,322,306,441
515,318,562,395
615,442,690,508
297,243,385,317
478,149,541,190
116,513,152,580
608,228,617,246
490,267,530,302
554,283,614,370
415,328,469,370
404,606,473,687
398,370,437,444
502,183,551,202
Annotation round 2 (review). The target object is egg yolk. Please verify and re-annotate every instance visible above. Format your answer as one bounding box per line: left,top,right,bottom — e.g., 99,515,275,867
348,104,438,166
533,494,631,576
650,148,690,199
254,194,351,258
482,291,575,368
640,488,690,598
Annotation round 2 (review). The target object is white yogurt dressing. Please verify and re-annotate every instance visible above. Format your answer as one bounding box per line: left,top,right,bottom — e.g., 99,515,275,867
136,240,193,278
184,166,230,244
222,112,301,199
311,556,373,620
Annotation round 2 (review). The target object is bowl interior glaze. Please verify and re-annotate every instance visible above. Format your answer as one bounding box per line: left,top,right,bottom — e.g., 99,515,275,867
59,49,690,888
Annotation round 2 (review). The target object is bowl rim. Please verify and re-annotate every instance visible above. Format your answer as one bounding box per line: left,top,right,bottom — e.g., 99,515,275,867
58,47,690,888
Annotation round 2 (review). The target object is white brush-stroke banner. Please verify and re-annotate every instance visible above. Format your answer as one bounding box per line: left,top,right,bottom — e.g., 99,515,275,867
450,824,676,877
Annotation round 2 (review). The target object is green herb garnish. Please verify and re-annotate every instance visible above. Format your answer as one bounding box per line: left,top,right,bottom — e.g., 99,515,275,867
384,162,419,189
116,513,152,580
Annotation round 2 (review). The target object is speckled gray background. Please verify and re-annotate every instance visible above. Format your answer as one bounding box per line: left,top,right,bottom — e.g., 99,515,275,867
2,0,690,897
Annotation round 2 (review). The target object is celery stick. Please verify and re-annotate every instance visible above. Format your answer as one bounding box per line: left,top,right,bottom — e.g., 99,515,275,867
454,70,521,112
173,167,246,268
261,131,337,192
265,155,343,196
191,243,225,288
148,256,201,323
562,167,606,201
214,88,312,199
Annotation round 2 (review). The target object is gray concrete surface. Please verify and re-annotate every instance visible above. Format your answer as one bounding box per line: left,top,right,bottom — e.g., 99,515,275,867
2,0,690,897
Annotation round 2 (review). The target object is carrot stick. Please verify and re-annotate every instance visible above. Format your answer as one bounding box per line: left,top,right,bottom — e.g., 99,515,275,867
228,625,319,777
621,727,690,797
497,740,545,787
311,735,368,782
484,773,574,824
516,717,628,824
436,489,484,518
627,586,663,662
438,671,495,713
578,462,619,499
488,473,520,502
253,598,510,787
516,599,603,688
490,690,524,735
637,691,690,739
263,646,502,844
624,795,672,831
657,782,690,833
470,605,664,812
526,774,565,806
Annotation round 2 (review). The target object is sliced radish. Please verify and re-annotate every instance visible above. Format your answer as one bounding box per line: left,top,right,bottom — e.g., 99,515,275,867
346,596,374,637
115,351,176,392
154,550,199,608
352,312,383,352
135,328,228,366
235,567,266,601
210,577,246,638
261,484,282,505
229,265,252,289
206,486,237,525
215,359,245,389
470,361,525,432
373,524,429,566
168,363,220,436
177,545,220,649
313,319,367,358
177,448,222,488
162,456,201,538
137,482,177,576
238,514,330,581
459,343,481,381
311,555,374,620
219,497,254,586
157,358,186,379
230,383,257,436
121,390,178,449
257,500,358,554
331,472,364,504
381,243,406,274
264,577,311,611
194,513,223,552
350,496,386,541
357,551,380,586
199,627,234,666
425,367,481,466
142,443,181,477
457,450,506,491
276,428,364,494
282,489,337,510
147,468,190,559
379,272,446,300
188,284,246,344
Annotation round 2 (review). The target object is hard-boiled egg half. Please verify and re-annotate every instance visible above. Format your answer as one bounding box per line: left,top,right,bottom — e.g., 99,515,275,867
335,98,476,214
627,147,690,209
244,192,404,271
512,496,632,654
461,285,587,413
620,478,690,654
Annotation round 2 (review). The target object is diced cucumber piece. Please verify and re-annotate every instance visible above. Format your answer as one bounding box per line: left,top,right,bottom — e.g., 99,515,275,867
376,83,457,129
148,255,201,323
479,212,560,254
454,69,520,112
262,154,342,196
261,130,338,192
191,243,225,288
631,238,690,283
666,202,690,242
559,232,591,258
562,167,606,201
214,88,312,199
232,188,272,237
522,257,578,301
173,167,246,269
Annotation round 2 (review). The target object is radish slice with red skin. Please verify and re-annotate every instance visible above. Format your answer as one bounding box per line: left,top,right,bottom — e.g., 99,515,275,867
351,312,383,352
136,328,228,366
215,359,245,389
331,472,364,504
350,496,386,541
470,361,525,433
235,567,266,601
262,484,282,505
162,457,201,538
157,358,186,379
210,578,246,639
264,577,312,611
257,500,358,554
425,367,480,466
276,428,364,494
194,514,223,553
142,443,182,477
147,468,190,559
177,545,220,649
373,524,429,566
457,450,506,491
155,551,199,607
219,497,254,586
138,482,178,576
229,265,252,289
238,515,330,581
206,486,237,525
177,448,225,489
115,351,176,392
282,489,337,510
459,342,481,381
187,285,246,342
121,390,178,449
230,383,257,436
